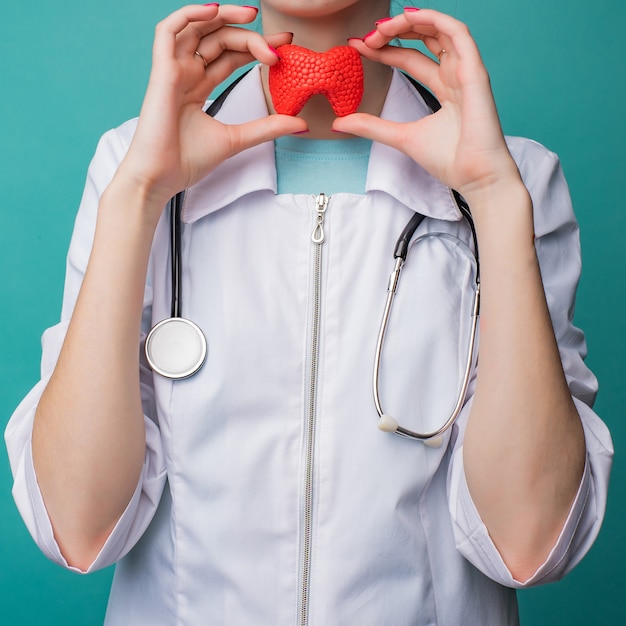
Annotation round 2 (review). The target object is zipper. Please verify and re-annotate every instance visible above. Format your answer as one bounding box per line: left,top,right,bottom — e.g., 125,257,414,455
298,193,329,626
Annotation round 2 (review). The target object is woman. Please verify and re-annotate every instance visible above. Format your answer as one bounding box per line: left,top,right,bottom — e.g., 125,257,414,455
5,2,612,624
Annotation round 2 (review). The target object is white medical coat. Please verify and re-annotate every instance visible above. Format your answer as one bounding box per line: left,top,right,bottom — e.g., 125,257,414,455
5,67,613,625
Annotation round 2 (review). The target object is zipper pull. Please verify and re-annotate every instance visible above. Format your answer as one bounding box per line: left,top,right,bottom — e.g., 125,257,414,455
311,193,329,244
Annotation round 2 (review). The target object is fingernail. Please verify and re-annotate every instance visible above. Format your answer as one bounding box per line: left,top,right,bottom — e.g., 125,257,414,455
268,45,280,58
404,7,421,11
204,3,219,6
242,5,259,11
363,29,377,40
347,37,362,43
292,129,310,135
375,17,393,25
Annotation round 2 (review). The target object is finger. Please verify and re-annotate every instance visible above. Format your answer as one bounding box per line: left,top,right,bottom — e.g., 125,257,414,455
152,4,222,64
421,34,455,62
176,4,262,56
202,30,294,65
331,113,413,148
195,26,282,68
199,2,260,28
399,9,483,66
200,50,262,86
348,39,441,93
366,9,480,65
361,13,436,49
360,27,395,49
361,29,454,68
264,32,296,56
197,34,294,83
226,115,309,155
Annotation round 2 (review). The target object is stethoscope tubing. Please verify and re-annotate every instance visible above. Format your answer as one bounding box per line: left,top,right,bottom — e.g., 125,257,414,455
145,70,481,441
171,191,183,319
373,194,481,443
373,275,480,441
144,193,208,380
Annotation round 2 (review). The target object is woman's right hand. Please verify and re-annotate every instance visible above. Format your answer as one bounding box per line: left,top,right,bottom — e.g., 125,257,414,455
33,5,309,570
116,4,307,213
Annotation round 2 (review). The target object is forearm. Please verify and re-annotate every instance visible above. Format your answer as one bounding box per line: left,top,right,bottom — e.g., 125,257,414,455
462,177,586,581
32,175,164,569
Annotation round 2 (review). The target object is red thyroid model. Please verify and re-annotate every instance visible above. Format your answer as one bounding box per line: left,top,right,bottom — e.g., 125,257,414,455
269,44,364,117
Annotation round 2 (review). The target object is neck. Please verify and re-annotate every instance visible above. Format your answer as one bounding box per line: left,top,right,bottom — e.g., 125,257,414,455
259,1,393,138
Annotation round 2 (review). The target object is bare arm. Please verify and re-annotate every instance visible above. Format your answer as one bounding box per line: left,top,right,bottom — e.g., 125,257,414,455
31,3,305,570
336,8,585,581
460,177,585,582
32,179,160,569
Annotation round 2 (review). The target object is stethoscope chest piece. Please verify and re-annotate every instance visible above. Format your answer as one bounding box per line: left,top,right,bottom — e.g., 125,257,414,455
145,317,207,380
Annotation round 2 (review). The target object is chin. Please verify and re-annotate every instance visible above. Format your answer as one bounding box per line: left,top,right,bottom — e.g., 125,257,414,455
260,0,369,19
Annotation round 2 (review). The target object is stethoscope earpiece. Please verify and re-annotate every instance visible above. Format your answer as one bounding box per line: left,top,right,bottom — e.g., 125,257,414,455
378,414,399,433
423,435,444,449
378,415,445,448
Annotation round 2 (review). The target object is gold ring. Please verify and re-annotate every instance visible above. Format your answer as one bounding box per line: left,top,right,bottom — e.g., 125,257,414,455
438,49,447,62
194,50,209,69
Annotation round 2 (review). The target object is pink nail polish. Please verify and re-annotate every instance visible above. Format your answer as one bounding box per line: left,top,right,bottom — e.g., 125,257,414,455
404,7,421,11
204,3,219,6
268,45,280,58
375,17,393,25
363,29,377,40
292,130,310,135
242,5,259,11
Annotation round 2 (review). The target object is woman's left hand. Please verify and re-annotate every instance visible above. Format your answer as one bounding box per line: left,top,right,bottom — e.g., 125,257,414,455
334,8,521,203
338,12,588,583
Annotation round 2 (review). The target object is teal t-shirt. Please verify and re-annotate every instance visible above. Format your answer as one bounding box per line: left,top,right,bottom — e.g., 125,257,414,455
274,136,372,195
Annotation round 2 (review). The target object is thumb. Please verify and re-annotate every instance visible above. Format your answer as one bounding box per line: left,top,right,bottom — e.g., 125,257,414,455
230,115,309,153
332,113,408,150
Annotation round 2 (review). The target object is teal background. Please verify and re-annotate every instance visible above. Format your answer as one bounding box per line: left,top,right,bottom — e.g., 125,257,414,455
0,1,623,623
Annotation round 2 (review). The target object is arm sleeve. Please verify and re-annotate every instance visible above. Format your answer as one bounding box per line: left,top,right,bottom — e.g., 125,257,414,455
4,122,167,573
446,137,613,588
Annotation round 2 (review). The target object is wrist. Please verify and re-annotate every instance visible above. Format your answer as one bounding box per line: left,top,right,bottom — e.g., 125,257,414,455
101,171,171,232
458,159,525,208
460,174,534,238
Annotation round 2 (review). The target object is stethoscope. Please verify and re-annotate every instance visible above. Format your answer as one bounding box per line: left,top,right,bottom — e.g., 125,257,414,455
373,192,480,445
144,190,208,379
145,73,245,380
144,72,481,444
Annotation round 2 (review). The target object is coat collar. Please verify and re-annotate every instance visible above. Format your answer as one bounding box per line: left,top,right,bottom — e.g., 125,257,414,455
182,65,460,224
